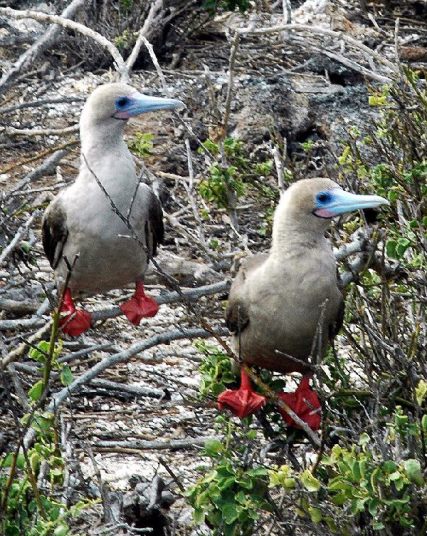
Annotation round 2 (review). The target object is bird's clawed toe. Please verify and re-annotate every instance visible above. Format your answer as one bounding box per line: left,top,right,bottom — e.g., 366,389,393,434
120,282,159,325
278,376,322,431
217,369,266,418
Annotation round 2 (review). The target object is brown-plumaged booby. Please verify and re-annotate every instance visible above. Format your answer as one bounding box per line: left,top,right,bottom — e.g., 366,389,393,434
218,178,389,429
42,82,183,336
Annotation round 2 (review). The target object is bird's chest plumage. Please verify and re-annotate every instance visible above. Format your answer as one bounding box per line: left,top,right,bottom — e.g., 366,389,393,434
238,253,341,371
58,167,149,294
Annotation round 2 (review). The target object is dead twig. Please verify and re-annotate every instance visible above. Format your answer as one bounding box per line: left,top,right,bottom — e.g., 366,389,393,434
0,6,127,81
0,210,41,266
0,0,86,97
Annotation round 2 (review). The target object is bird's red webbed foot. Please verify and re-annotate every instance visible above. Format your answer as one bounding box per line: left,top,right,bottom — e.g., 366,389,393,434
120,281,159,326
59,288,92,337
218,368,266,418
278,375,321,431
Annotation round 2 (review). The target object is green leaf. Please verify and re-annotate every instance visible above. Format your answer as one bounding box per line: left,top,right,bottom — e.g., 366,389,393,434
403,459,423,485
373,522,385,530
369,95,387,106
203,438,224,457
415,380,427,406
368,498,379,516
246,430,257,440
53,525,69,536
382,460,397,473
5,526,21,536
328,477,353,493
28,380,44,402
422,414,427,431
246,467,268,478
29,341,50,363
386,239,398,259
300,470,321,492
222,502,239,525
308,506,322,523
358,433,370,447
60,366,73,386
20,241,31,254
193,507,206,525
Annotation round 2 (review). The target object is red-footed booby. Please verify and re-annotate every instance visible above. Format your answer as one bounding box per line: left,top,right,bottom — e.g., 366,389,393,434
218,178,389,429
42,83,183,336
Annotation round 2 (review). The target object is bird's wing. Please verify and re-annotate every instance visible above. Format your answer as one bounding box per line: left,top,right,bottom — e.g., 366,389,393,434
225,253,268,334
144,187,164,258
329,294,345,340
42,198,68,269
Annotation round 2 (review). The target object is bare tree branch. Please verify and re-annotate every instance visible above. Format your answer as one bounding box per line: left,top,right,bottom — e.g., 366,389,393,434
0,0,86,97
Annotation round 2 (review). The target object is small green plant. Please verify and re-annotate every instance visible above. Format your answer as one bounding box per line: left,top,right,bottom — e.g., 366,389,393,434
199,164,244,209
198,137,274,210
202,0,250,14
128,132,154,158
268,412,427,533
1,311,93,535
28,340,73,403
337,70,427,271
114,29,137,51
195,340,235,397
1,430,94,536
187,421,270,535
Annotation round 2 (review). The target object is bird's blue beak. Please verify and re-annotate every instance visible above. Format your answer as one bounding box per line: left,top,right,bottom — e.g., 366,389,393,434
114,93,184,119
313,188,390,219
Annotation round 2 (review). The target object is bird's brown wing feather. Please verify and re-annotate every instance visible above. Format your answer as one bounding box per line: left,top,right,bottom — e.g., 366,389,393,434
225,253,268,335
145,189,164,258
42,200,68,269
329,295,345,341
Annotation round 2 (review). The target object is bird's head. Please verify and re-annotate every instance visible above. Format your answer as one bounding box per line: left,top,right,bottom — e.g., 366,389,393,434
80,82,184,132
274,177,390,236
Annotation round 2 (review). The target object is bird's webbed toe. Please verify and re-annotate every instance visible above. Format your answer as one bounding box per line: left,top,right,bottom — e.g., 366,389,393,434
120,282,159,325
217,369,266,419
278,376,321,431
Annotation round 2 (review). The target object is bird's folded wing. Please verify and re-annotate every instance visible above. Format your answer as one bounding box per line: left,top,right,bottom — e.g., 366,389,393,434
225,298,250,334
329,296,345,341
144,187,164,258
42,199,69,269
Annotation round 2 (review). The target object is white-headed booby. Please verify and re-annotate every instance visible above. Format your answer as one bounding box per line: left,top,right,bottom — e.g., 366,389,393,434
42,83,183,336
218,178,389,429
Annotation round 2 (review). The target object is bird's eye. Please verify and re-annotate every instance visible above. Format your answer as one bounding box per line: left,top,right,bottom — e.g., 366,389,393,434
115,96,130,108
317,191,331,203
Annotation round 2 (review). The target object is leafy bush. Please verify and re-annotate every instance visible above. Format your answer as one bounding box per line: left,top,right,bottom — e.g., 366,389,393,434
195,340,236,397
202,0,251,14
187,421,270,536
128,132,155,158
198,137,273,210
1,323,93,535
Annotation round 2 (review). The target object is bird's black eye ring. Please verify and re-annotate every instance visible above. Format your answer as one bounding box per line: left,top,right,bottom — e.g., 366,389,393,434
116,96,129,108
317,192,331,203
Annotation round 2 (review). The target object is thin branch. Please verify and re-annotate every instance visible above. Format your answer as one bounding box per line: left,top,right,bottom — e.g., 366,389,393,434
94,436,222,451
0,210,41,266
0,0,86,97
2,124,79,137
24,326,227,448
0,7,127,81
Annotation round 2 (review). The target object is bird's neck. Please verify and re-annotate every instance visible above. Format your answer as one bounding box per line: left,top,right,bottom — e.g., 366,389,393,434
271,221,328,257
79,123,136,189
80,121,128,161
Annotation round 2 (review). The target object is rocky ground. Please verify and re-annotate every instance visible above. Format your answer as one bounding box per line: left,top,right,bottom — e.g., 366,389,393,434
0,1,426,535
